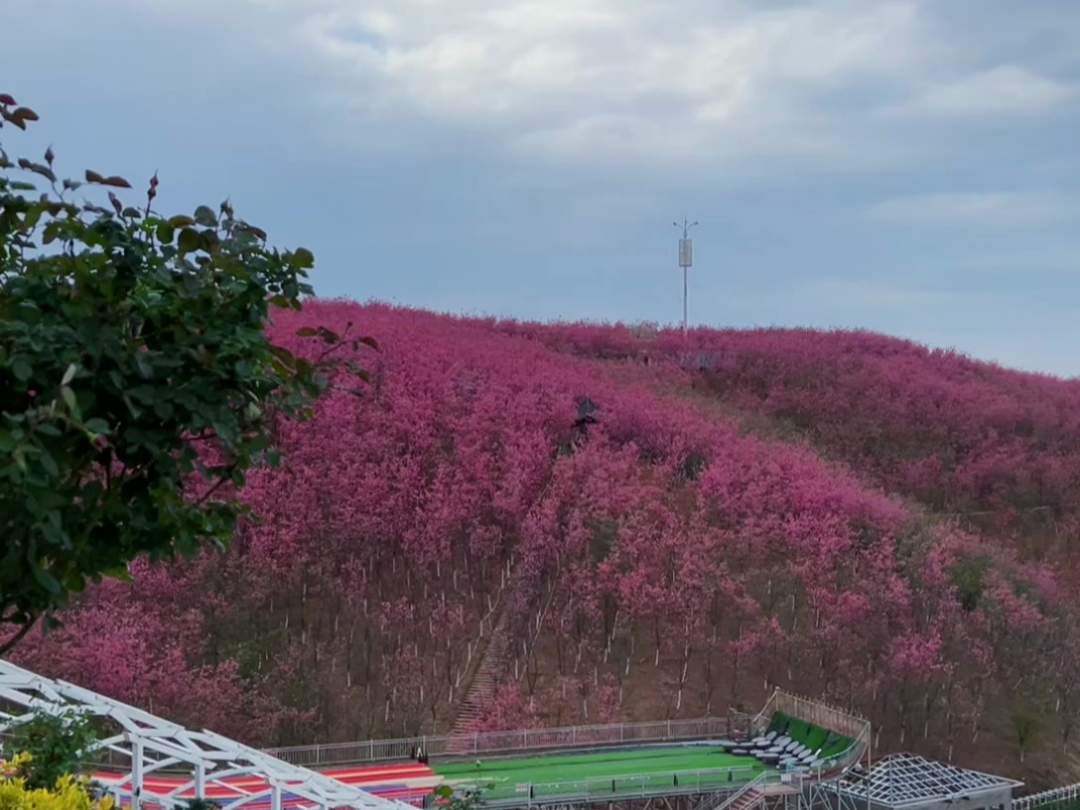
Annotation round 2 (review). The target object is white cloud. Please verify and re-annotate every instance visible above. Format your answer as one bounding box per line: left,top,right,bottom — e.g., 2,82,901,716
283,0,935,162
57,0,1079,166
890,65,1075,118
866,191,1080,227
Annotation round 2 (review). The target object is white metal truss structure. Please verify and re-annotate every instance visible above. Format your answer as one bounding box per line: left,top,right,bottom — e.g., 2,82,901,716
837,754,1022,810
1014,782,1080,810
0,659,416,810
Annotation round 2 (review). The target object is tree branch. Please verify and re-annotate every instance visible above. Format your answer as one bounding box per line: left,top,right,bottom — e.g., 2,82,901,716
0,613,40,657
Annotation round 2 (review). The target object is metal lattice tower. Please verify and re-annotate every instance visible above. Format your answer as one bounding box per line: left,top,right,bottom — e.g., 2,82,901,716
0,658,415,810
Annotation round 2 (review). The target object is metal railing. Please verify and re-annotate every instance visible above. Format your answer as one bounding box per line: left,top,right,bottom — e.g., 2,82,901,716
751,692,780,733
770,691,869,740
266,716,754,768
1015,784,1080,810
694,768,810,810
687,781,753,810
801,720,869,782
709,771,769,810
441,764,765,809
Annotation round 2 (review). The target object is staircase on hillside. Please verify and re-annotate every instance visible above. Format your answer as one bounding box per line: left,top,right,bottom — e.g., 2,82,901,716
447,596,517,748
724,787,766,810
699,771,802,810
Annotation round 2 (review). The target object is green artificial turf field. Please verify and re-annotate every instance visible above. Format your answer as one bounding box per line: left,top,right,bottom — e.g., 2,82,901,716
432,745,767,802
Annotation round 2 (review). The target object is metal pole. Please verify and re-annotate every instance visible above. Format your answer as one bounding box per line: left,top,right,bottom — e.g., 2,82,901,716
674,217,698,333
867,724,872,810
683,266,688,332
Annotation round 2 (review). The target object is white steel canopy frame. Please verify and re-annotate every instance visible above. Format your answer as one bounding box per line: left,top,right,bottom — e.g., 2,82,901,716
0,659,415,810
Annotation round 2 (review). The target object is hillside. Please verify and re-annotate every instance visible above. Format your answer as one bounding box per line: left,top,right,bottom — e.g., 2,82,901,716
493,321,1080,559
10,302,1079,786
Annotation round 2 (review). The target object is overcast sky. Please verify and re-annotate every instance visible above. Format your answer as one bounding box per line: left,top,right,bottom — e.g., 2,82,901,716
4,0,1079,375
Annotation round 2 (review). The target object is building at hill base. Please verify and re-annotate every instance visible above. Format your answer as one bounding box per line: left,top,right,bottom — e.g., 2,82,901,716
0,657,1031,810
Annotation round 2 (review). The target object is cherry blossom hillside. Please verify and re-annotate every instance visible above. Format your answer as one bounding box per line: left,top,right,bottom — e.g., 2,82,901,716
491,321,1080,563
10,302,1079,784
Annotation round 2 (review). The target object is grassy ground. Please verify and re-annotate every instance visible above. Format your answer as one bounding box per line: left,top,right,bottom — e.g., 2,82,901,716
432,745,766,801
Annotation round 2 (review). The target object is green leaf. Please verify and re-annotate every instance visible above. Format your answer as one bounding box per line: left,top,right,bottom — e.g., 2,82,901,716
33,568,61,595
198,229,221,254
83,418,110,435
60,385,80,418
177,227,200,253
61,363,77,386
39,452,60,477
292,247,315,269
42,221,62,244
17,158,56,182
193,205,218,226
12,357,32,382
102,566,133,583
236,222,268,240
135,352,153,379
156,221,175,244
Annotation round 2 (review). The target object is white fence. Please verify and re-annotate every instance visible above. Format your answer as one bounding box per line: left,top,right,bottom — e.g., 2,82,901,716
1015,784,1080,810
471,765,763,809
266,715,754,768
266,690,872,771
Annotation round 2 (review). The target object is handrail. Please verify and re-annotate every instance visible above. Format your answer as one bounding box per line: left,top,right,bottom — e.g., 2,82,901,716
802,721,870,782
265,716,755,768
451,764,766,809
770,692,868,740
710,771,768,810
751,692,779,734
266,691,871,771
1014,783,1080,810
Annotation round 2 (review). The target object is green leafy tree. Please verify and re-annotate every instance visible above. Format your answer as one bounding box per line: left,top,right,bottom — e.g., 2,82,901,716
0,708,98,791
0,93,372,652
430,783,489,810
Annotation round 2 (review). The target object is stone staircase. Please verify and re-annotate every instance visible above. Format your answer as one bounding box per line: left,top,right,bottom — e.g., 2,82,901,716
446,595,517,750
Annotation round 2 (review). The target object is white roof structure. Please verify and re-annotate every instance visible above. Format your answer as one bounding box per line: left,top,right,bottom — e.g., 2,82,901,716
838,753,1022,809
0,659,415,810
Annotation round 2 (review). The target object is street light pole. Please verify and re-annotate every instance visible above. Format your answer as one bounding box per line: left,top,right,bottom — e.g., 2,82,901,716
673,217,698,333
